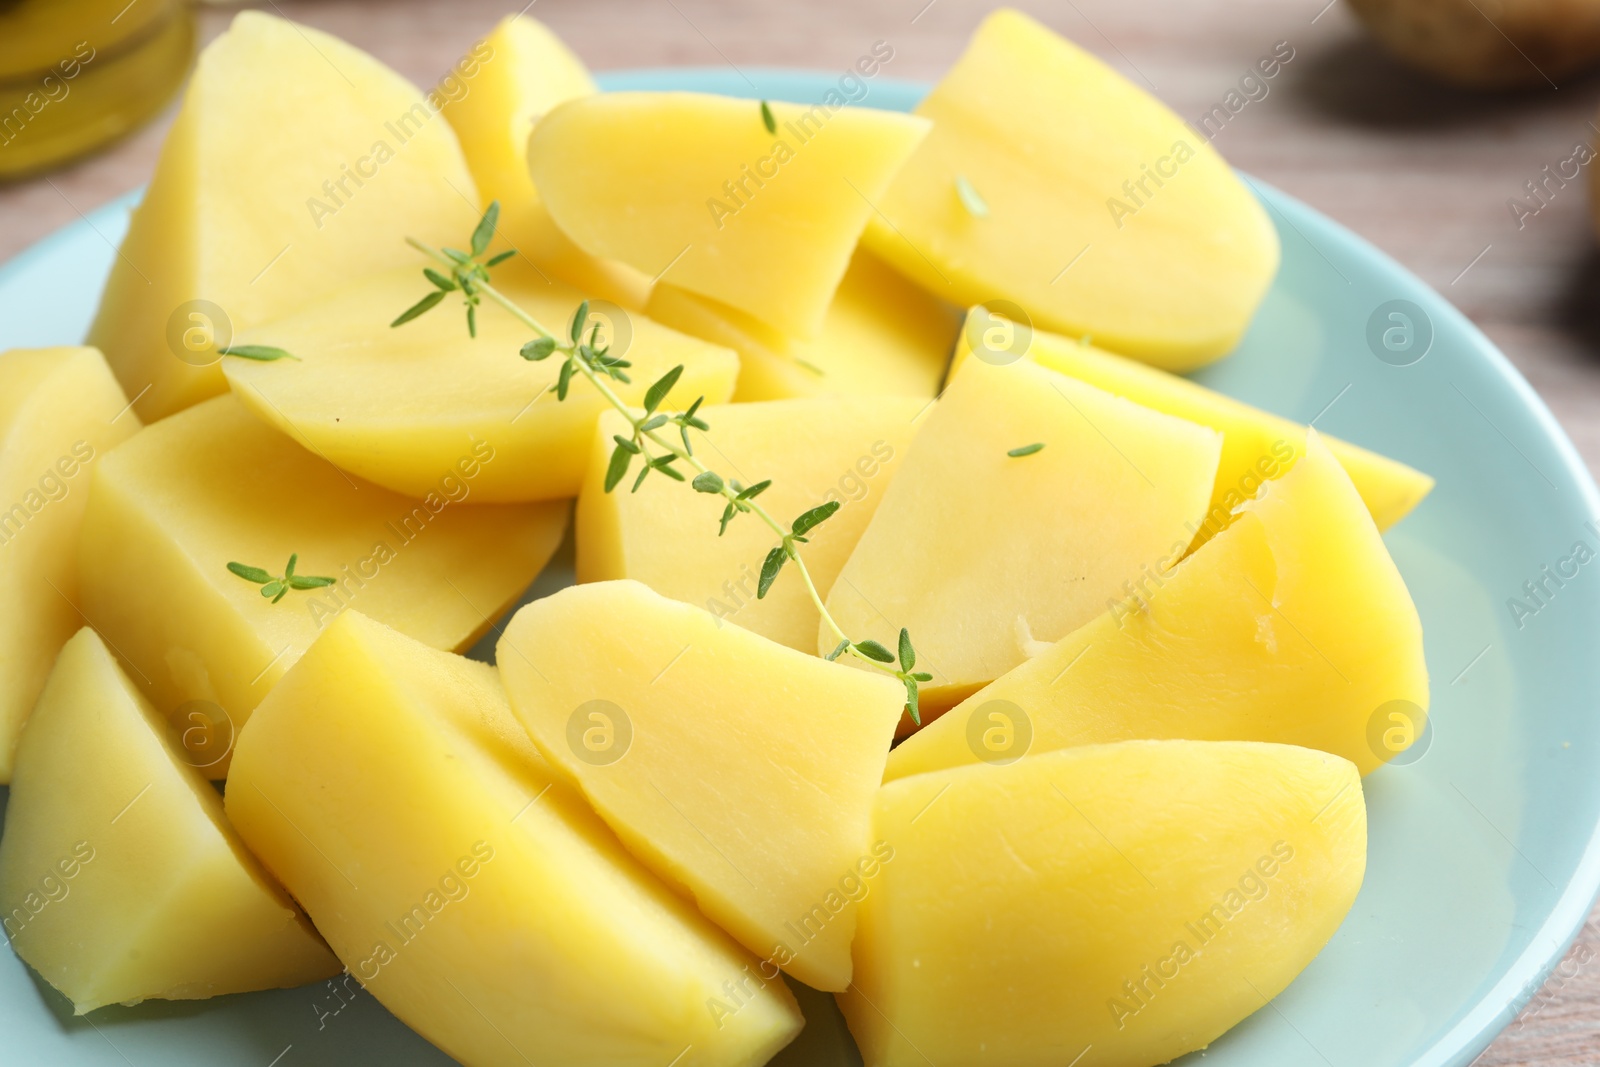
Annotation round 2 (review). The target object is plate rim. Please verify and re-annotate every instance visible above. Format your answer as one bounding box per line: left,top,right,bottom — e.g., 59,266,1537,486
1261,167,1600,1067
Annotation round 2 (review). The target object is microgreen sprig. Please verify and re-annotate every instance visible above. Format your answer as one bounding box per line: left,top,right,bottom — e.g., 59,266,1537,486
396,202,934,723
226,554,336,604
1008,442,1045,457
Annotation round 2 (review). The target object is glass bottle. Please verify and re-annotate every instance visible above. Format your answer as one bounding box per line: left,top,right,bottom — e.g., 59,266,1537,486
0,0,196,179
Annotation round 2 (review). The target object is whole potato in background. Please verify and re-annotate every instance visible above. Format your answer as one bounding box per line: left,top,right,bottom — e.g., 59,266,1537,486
1345,0,1600,87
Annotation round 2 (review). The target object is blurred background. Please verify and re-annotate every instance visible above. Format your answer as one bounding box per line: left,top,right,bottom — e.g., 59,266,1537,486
1,0,1597,1062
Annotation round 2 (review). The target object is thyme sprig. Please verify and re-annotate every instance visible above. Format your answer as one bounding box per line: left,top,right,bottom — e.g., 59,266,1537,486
227,554,335,603
395,202,932,722
391,201,516,338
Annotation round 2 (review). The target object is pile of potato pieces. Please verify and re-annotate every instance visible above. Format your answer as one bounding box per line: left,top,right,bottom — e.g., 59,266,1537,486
0,9,1434,1067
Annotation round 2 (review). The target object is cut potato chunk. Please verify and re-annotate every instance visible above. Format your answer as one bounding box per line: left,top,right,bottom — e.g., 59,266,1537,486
865,9,1279,369
840,740,1367,1067
886,431,1427,781
226,611,801,1066
646,251,957,402
439,15,651,309
498,580,905,991
222,267,738,502
0,629,338,1013
577,395,926,651
530,92,931,339
952,311,1434,531
0,347,139,780
77,394,566,774
824,357,1221,713
88,10,481,421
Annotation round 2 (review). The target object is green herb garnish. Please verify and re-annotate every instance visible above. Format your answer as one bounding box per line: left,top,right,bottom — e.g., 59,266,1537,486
227,554,335,604
391,202,514,337
220,345,298,362
897,627,934,723
1008,442,1045,458
760,100,777,134
395,201,933,723
955,174,989,218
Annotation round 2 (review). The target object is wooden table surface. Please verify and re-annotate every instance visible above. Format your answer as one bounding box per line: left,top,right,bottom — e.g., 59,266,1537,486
3,0,1599,1062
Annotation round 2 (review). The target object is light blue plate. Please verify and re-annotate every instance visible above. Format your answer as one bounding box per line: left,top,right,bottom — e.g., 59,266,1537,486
3,68,1599,1067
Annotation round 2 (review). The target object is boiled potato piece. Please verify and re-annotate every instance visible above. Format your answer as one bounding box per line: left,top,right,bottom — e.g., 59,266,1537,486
864,9,1279,369
498,580,905,991
88,11,481,422
577,395,926,651
824,357,1222,713
952,310,1434,531
439,15,651,309
530,92,931,339
227,611,801,1066
0,629,337,1013
0,347,139,780
840,740,1367,1067
646,251,958,402
886,431,1428,781
222,267,738,502
1347,0,1600,88
78,394,566,774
